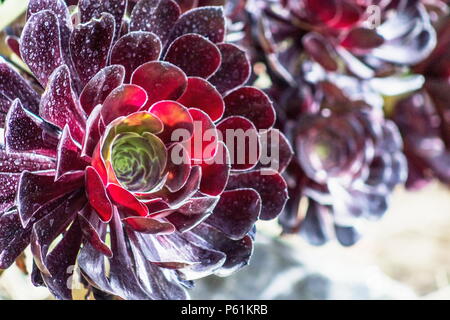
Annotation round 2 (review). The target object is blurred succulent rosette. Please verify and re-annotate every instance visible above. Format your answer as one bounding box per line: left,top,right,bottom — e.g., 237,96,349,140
221,0,448,245
0,0,291,299
393,16,450,189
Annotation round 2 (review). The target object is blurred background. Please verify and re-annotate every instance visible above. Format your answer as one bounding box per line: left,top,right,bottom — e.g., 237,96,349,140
0,183,449,299
0,0,449,300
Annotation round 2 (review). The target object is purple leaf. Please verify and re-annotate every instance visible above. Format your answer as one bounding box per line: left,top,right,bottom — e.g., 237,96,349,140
111,31,162,81
5,100,57,157
206,188,260,240
0,63,39,113
70,13,115,87
17,171,84,227
79,0,127,39
227,169,288,220
39,65,86,143
20,10,64,87
131,61,187,108
168,6,225,44
56,126,88,180
209,43,251,95
223,87,276,130
164,34,221,78
79,65,125,115
130,0,181,46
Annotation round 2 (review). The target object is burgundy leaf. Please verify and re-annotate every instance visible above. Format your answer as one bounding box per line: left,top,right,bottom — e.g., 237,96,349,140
78,208,112,257
107,184,149,217
199,141,230,196
165,34,221,78
56,126,87,179
81,105,102,158
20,10,64,87
217,116,260,171
177,194,219,215
168,6,225,44
5,100,57,158
130,0,181,45
0,63,40,113
166,210,212,232
17,171,84,227
85,166,113,222
165,143,191,192
206,188,261,240
209,43,251,95
0,210,31,269
70,13,115,87
0,174,21,214
177,77,224,121
79,65,125,115
149,100,193,143
30,196,77,275
132,61,187,108
192,223,253,276
79,0,126,37
0,147,55,173
41,220,83,299
39,65,86,143
5,36,21,59
100,84,148,125
111,31,162,81
227,169,288,220
257,129,293,173
223,87,276,130
123,216,176,234
187,108,218,162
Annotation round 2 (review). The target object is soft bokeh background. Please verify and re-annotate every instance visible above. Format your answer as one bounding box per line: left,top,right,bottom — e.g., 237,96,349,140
0,0,449,300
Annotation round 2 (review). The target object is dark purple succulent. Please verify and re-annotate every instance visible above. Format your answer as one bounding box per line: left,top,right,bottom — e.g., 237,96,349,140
222,0,431,245
0,0,291,299
393,17,450,188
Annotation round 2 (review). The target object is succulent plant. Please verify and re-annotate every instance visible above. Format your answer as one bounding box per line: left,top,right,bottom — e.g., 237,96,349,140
0,0,292,299
221,0,443,245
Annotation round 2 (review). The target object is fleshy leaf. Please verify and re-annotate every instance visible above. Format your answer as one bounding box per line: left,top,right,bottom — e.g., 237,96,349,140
168,6,225,44
130,0,181,45
123,216,175,234
56,126,87,180
0,63,40,113
217,116,260,171
227,169,288,220
20,10,63,87
17,171,84,227
101,84,148,125
206,188,260,240
131,61,187,108
5,100,57,158
165,143,191,192
208,43,250,94
165,34,221,78
199,141,230,196
78,207,112,257
187,108,218,162
149,100,194,143
257,129,293,173
167,210,212,232
80,65,125,115
79,0,127,39
39,65,86,143
85,166,113,222
177,77,224,121
70,13,115,87
223,87,276,130
111,31,162,81
106,184,149,216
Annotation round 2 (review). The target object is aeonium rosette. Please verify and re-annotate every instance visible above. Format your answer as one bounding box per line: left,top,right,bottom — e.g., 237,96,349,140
0,0,292,300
